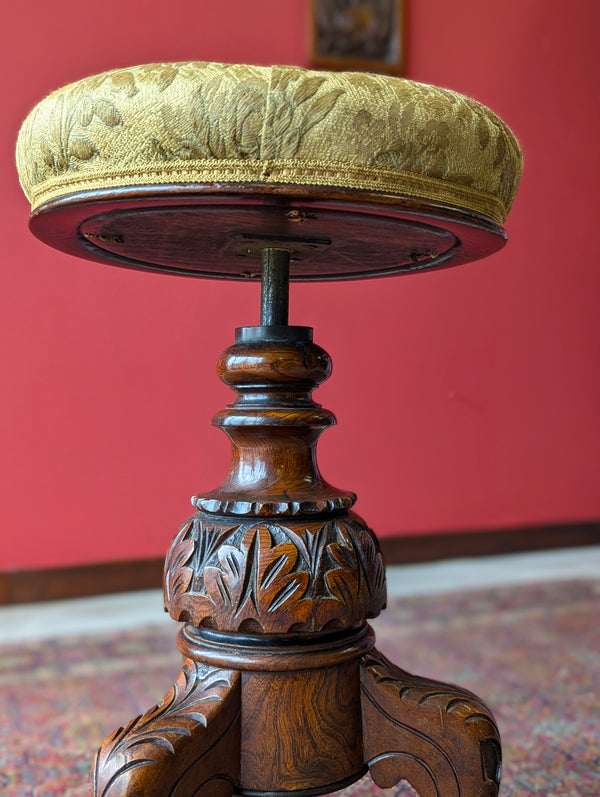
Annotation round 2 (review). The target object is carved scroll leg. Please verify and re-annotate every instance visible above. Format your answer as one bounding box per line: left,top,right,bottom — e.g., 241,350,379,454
91,658,241,797
361,649,501,797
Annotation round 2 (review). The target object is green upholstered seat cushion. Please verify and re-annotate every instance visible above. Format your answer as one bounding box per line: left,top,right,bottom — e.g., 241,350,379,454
16,62,522,225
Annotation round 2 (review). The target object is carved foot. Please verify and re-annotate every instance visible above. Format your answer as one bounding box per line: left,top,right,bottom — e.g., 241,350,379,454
91,658,241,797
361,649,501,797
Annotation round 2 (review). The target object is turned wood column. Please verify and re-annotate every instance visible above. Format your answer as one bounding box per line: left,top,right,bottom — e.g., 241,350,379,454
164,250,386,637
159,248,384,794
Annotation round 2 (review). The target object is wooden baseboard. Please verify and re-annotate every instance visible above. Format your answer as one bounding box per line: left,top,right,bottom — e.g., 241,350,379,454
379,520,600,565
0,558,164,606
1,521,598,605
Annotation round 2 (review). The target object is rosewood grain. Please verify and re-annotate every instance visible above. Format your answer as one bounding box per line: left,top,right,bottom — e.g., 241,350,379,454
240,664,364,792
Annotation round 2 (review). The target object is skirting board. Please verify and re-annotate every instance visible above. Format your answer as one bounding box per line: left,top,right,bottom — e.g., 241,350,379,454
1,521,598,606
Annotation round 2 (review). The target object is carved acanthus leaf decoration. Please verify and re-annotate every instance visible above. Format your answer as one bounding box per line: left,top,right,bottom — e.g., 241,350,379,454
165,512,386,633
92,659,240,797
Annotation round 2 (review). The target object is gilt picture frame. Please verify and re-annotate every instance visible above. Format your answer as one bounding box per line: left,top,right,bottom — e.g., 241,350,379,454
310,0,405,75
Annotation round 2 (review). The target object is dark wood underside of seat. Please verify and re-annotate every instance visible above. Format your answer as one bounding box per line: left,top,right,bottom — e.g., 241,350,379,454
29,185,506,281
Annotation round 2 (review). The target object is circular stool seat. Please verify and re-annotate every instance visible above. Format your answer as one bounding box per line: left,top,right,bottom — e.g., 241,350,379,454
16,62,522,280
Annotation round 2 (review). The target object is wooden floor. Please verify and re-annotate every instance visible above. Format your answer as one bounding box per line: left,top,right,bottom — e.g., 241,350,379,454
2,545,599,643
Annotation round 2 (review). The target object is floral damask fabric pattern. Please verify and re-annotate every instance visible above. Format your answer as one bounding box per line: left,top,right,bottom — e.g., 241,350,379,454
16,61,522,224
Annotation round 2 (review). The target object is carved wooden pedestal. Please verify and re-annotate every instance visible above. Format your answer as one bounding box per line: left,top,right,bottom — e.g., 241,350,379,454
26,188,507,795
91,286,501,796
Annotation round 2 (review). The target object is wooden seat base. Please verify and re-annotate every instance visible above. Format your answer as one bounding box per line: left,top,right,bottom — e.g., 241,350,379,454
29,186,506,281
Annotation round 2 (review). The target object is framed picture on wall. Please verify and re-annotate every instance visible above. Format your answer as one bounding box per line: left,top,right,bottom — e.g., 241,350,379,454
310,0,405,75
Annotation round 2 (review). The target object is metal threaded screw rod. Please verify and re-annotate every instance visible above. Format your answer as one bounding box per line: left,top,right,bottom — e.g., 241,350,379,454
260,248,291,327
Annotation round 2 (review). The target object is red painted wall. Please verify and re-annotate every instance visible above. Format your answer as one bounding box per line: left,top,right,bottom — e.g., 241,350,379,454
2,0,598,570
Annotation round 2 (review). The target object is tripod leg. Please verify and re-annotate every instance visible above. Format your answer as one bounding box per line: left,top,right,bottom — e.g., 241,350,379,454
91,658,241,797
361,649,501,797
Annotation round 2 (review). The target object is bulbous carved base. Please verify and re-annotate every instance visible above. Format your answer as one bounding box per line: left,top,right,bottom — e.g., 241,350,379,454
164,509,386,634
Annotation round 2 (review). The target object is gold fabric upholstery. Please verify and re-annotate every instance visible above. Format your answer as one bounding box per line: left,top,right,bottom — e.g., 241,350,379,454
16,62,522,225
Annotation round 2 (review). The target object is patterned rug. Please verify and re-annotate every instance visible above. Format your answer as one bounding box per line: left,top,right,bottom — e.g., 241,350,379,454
1,579,598,796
